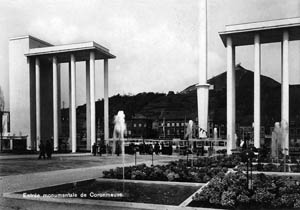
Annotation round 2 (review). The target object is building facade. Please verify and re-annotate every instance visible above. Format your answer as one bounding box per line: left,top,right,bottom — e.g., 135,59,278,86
9,35,115,152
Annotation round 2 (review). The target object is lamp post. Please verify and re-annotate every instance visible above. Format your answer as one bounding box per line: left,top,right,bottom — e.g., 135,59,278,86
151,146,154,166
241,134,254,190
283,148,288,172
245,149,254,190
186,140,189,165
134,147,137,166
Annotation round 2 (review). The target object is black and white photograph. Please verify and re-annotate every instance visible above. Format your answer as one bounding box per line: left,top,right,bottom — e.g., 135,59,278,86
0,0,300,209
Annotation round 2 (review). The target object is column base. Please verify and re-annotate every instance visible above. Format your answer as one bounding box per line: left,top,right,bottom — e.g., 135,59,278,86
196,83,210,138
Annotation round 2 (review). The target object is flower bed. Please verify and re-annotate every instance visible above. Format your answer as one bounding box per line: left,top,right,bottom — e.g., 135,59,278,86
191,155,241,168
191,170,300,209
103,160,228,183
236,163,300,173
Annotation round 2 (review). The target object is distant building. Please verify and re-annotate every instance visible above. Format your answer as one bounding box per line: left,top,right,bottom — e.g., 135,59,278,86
126,114,154,138
155,111,198,139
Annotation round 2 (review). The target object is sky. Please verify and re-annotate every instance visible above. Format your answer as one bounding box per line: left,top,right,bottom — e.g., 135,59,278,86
0,0,299,110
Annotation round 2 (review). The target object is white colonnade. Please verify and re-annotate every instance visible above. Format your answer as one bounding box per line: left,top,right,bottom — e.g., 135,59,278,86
226,31,290,154
34,51,110,153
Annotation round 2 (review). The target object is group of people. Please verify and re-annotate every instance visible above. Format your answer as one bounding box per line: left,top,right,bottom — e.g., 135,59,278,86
38,140,53,159
124,142,172,155
92,142,110,156
91,141,173,156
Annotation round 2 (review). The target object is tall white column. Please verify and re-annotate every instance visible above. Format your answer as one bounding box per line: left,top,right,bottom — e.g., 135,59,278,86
90,51,96,151
53,56,59,151
70,54,77,153
281,30,289,154
254,33,261,149
104,59,109,141
35,57,41,151
196,0,209,136
68,63,72,150
86,61,91,151
57,64,61,144
226,36,236,155
26,58,32,150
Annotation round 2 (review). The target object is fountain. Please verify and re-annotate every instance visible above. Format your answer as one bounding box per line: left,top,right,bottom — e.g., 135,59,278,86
113,111,127,187
213,127,218,140
271,122,282,160
271,120,289,169
185,120,194,166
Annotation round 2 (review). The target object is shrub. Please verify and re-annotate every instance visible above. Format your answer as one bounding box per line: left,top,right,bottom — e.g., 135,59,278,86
294,198,300,208
102,158,228,183
166,172,176,181
256,163,264,171
192,171,300,209
280,193,300,208
221,191,236,208
237,193,250,204
252,188,275,204
291,164,300,172
270,199,282,208
263,163,279,172
194,176,224,206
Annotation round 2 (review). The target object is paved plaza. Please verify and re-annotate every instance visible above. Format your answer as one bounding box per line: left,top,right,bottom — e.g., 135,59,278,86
0,153,180,177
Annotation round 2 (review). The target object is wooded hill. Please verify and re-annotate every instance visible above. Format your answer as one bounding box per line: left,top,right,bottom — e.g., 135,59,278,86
73,64,300,134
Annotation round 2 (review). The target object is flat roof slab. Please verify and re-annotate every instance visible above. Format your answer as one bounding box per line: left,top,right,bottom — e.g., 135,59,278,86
25,41,116,62
10,35,53,47
219,17,300,46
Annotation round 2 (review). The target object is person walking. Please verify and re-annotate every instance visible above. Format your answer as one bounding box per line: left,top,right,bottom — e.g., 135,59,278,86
154,142,160,155
98,143,102,156
92,142,97,156
168,142,173,155
46,139,53,159
38,141,46,159
116,141,120,156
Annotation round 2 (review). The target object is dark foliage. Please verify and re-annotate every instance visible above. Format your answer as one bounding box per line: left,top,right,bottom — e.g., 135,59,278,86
193,171,300,209
102,158,231,183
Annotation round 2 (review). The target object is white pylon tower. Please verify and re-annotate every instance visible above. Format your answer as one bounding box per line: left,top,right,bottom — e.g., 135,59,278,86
197,0,210,138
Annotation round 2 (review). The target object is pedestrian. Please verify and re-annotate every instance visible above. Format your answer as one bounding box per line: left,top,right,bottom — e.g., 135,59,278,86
160,142,164,154
98,143,102,156
92,142,97,156
38,141,46,159
116,141,120,156
46,139,53,159
106,144,111,155
168,142,173,155
154,142,160,155
149,144,154,155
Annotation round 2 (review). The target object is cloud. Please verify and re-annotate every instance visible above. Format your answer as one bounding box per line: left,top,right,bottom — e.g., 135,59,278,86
1,0,298,106
106,22,198,94
28,17,80,44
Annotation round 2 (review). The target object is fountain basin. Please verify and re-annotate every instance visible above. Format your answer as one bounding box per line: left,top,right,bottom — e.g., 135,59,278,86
4,178,203,208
